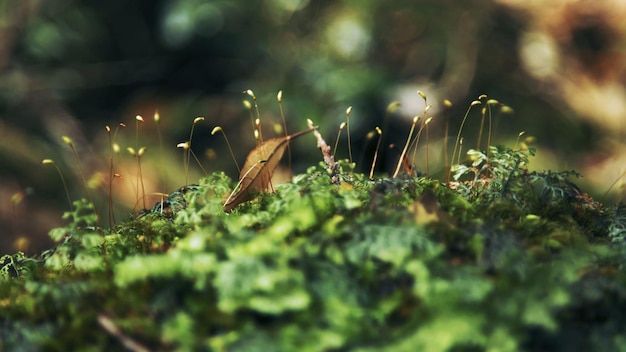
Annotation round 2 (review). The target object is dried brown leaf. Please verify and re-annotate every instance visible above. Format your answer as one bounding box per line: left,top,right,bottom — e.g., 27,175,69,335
409,190,456,228
223,127,314,212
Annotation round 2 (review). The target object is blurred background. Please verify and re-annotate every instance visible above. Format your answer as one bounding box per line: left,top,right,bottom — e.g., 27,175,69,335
1,0,625,255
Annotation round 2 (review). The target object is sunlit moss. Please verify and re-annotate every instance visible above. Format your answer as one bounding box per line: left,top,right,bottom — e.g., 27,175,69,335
3,107,626,351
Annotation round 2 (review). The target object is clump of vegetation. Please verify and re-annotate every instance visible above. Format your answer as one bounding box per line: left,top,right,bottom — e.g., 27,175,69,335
1,93,626,351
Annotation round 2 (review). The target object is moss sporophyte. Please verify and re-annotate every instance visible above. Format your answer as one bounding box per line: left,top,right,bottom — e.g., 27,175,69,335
2,92,626,351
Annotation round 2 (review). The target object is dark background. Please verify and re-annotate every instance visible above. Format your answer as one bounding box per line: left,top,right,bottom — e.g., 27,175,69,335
1,0,624,254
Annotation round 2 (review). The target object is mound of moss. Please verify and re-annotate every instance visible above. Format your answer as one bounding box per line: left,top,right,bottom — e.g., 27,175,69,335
2,145,626,351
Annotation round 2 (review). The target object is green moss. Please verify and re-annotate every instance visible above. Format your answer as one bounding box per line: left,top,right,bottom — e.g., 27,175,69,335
1,142,626,351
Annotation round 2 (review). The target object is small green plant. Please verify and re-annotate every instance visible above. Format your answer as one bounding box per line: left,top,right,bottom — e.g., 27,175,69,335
2,92,626,351
41,158,74,212
211,126,241,173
